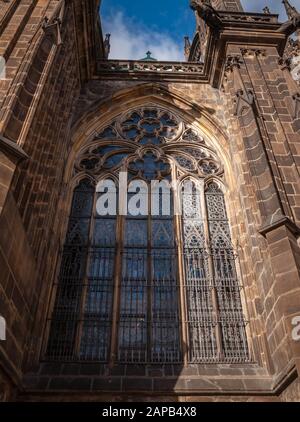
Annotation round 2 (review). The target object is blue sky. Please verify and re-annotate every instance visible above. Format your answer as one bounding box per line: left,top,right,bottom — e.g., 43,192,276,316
101,0,300,61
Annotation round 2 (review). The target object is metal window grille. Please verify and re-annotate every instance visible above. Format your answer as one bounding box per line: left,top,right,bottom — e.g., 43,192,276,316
46,180,115,361
182,181,249,363
45,108,250,365
205,183,249,362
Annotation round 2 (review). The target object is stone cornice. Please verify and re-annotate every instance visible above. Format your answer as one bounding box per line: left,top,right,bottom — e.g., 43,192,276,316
207,26,287,88
218,11,280,28
96,60,206,83
189,4,297,88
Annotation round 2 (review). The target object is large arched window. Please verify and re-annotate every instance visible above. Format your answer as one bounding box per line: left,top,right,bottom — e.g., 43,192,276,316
45,106,249,364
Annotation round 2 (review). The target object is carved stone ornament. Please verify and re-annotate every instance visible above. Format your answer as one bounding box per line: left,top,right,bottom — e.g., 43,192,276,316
234,89,254,117
190,0,223,29
292,92,300,118
42,16,62,46
74,106,223,179
277,13,300,36
241,48,266,58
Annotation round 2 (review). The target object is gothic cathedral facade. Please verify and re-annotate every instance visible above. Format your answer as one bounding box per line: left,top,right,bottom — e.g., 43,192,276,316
1,0,300,402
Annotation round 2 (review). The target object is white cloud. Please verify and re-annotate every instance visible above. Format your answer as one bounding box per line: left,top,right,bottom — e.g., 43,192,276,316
103,11,183,61
103,1,300,62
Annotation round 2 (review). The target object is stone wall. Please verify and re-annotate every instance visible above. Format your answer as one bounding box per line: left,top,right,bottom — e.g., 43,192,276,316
1,0,300,402
221,43,300,388
0,0,59,114
0,0,83,396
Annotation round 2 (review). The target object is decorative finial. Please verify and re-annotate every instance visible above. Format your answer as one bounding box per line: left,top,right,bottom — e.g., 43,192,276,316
104,33,111,59
282,0,299,20
184,36,191,61
140,51,157,62
263,7,271,14
190,0,222,30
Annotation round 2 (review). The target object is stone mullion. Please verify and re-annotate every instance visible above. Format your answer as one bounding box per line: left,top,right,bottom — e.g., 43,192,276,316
109,213,124,366
223,57,285,230
173,164,189,365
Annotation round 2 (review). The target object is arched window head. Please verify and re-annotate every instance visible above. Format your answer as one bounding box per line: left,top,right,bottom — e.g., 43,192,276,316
74,105,223,180
46,106,249,364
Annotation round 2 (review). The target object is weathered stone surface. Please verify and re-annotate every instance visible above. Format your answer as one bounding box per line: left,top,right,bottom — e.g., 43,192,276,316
0,0,300,403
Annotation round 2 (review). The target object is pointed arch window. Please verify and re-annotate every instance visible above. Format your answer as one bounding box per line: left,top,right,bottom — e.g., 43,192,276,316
45,107,250,364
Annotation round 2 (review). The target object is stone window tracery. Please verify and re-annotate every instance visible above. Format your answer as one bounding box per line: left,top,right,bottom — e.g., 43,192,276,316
46,106,249,364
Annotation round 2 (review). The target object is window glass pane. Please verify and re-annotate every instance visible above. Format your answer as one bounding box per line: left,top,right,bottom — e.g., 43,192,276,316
53,283,83,319
152,220,174,247
119,249,147,362
70,179,94,217
71,190,94,217
118,319,147,363
87,249,115,279
103,153,128,168
46,320,77,360
58,248,88,281
84,282,113,317
124,219,148,247
151,250,181,362
122,248,147,281
93,219,116,247
66,219,90,245
80,322,111,361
